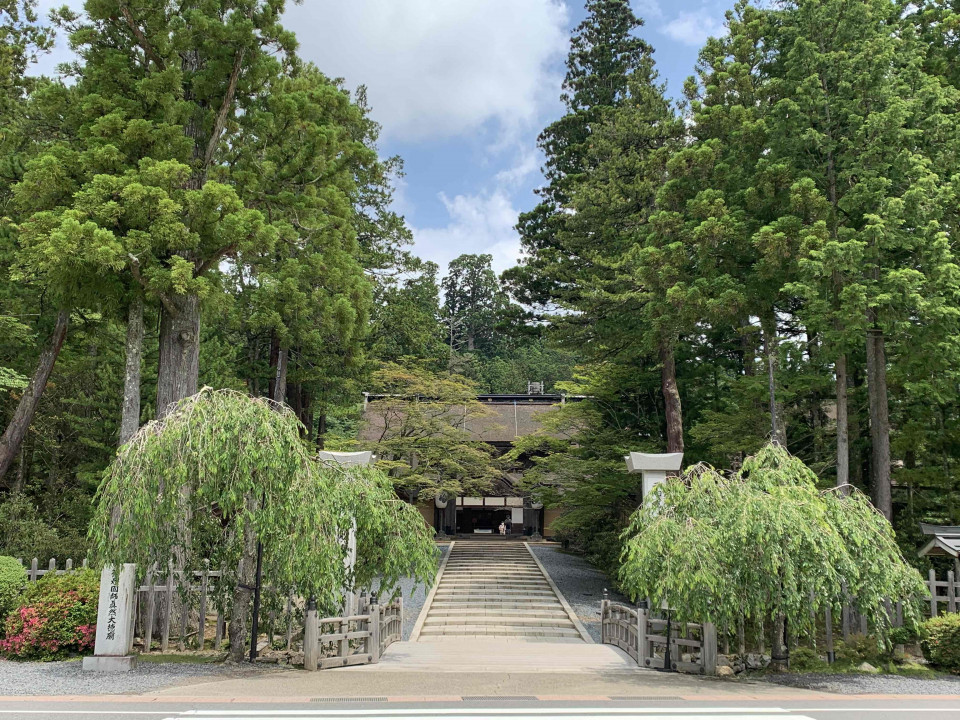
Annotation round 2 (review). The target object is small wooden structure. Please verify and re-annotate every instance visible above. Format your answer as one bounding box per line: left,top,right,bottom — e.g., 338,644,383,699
600,593,717,676
302,595,402,670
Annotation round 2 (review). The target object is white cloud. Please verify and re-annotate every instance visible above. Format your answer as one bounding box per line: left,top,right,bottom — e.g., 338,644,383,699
284,0,569,143
661,10,726,46
412,190,521,276
634,0,664,21
410,145,544,275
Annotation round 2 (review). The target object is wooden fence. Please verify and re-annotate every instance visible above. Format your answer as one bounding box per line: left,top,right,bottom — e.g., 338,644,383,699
17,558,350,659
302,595,402,670
601,593,718,676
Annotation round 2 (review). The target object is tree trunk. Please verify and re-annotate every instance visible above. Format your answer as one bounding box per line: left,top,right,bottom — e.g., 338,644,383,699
769,613,789,671
273,348,287,404
316,414,327,450
156,294,200,418
866,324,892,519
120,295,144,445
0,309,69,482
762,319,786,445
228,493,259,663
835,353,849,492
659,340,684,453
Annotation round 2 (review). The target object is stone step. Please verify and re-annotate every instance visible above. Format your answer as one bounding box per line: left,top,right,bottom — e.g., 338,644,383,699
434,591,556,599
430,602,565,611
440,577,550,589
424,615,574,626
431,599,564,607
418,626,582,637
428,607,569,617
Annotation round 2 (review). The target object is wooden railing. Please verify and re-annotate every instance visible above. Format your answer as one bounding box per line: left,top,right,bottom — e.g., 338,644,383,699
601,593,717,676
302,596,403,670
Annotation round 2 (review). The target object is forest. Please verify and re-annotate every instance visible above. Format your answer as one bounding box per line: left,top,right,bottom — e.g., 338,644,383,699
1,0,959,576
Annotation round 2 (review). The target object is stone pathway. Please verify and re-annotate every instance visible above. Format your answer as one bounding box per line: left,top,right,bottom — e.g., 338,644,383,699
412,540,591,641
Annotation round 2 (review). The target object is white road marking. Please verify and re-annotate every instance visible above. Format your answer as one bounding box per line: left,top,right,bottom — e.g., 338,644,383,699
180,710,793,716
170,716,812,720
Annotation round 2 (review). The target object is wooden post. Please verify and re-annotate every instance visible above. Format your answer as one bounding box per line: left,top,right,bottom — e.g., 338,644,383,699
702,622,718,676
66,558,73,572
177,568,188,652
49,558,56,575
30,558,38,582
948,571,957,614
637,605,648,668
303,599,319,671
160,563,174,654
369,602,381,664
197,561,209,649
824,604,835,664
930,568,938,618
285,591,294,651
214,611,224,651
339,616,349,659
601,589,609,645
143,566,157,653
840,583,850,642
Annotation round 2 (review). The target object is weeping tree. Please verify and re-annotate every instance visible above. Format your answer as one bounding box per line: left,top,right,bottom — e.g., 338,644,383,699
620,444,926,667
89,388,436,661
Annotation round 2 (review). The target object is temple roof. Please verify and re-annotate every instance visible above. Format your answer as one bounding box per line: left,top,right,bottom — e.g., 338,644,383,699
360,393,583,444
918,523,960,558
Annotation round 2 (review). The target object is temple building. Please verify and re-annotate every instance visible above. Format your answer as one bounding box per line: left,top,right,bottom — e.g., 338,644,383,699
359,386,581,538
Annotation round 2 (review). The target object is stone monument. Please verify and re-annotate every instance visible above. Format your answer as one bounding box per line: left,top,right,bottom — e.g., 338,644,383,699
83,564,138,672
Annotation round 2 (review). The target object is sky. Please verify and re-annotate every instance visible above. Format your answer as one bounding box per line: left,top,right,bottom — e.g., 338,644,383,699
31,0,731,277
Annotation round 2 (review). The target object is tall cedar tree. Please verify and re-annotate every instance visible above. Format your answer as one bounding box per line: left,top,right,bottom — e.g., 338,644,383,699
771,0,960,517
506,0,651,307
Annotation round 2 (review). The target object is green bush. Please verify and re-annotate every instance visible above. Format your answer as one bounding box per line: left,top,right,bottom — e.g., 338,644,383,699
0,494,89,561
0,557,27,635
0,569,99,660
889,625,918,646
789,647,828,672
921,614,960,673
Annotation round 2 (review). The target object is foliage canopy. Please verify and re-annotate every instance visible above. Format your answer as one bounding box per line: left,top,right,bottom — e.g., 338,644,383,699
90,389,436,614
620,444,927,645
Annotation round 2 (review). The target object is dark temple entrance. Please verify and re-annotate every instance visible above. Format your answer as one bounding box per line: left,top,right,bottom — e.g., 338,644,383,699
457,506,512,534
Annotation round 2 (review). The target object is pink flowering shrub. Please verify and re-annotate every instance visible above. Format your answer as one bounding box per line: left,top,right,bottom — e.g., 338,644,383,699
0,569,98,660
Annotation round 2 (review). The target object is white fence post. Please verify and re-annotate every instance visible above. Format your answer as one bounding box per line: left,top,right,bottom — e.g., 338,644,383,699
303,599,319,671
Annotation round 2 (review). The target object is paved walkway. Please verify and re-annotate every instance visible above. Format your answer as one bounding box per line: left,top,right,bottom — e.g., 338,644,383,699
412,540,591,641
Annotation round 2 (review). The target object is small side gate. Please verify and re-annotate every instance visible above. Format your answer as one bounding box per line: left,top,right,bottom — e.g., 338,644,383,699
601,593,717,676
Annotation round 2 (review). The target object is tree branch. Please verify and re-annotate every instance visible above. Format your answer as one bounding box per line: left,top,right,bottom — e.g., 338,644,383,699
203,48,245,169
128,254,178,317
118,3,166,71
194,244,237,277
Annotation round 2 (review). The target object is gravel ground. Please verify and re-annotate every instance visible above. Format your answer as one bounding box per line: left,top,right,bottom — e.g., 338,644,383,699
529,544,627,643
760,670,960,695
0,657,279,696
371,542,448,641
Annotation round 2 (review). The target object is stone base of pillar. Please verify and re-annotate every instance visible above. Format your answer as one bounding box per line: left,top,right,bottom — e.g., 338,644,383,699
531,532,543,542
82,655,137,672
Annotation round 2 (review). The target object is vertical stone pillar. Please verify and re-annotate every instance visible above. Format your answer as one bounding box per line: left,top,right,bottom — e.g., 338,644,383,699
83,564,138,672
318,450,375,616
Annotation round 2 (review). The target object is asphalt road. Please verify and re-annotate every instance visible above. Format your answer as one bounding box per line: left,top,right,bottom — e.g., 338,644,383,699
0,699,958,720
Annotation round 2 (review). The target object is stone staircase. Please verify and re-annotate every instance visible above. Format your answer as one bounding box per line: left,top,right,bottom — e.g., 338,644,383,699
415,541,588,641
